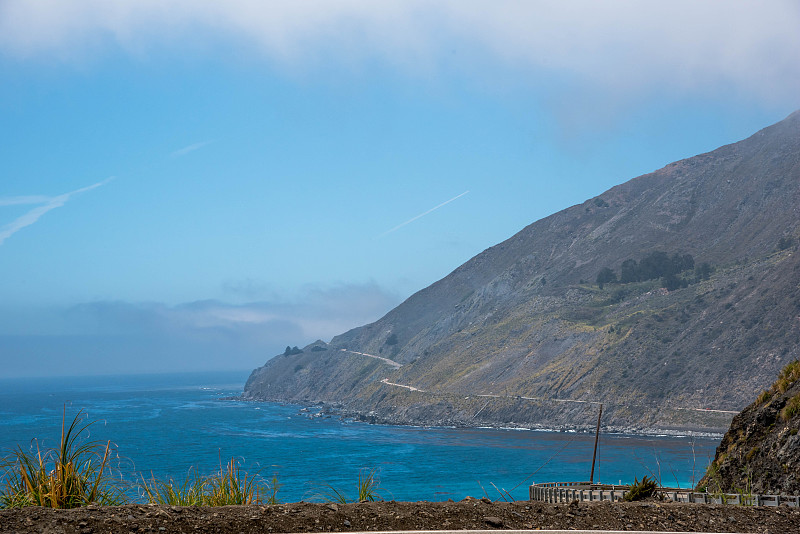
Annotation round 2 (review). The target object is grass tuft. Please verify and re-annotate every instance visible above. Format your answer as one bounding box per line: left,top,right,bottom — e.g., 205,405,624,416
206,458,275,506
0,407,125,509
623,475,658,501
356,467,383,502
775,360,800,394
140,470,206,506
313,468,384,503
140,458,279,506
780,393,800,422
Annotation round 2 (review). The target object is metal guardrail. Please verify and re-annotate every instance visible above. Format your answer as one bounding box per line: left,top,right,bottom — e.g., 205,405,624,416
664,491,800,507
530,482,800,508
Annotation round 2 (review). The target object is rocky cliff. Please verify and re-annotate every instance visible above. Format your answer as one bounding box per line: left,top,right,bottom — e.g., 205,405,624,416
244,111,800,434
698,360,800,494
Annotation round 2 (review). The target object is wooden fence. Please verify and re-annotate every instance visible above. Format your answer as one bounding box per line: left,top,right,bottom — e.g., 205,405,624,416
530,482,800,508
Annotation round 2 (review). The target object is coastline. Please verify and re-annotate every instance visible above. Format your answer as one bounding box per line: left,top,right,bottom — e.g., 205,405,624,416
232,396,726,440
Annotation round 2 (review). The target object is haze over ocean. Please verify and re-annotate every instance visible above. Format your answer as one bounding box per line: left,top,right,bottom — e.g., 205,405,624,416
0,372,717,502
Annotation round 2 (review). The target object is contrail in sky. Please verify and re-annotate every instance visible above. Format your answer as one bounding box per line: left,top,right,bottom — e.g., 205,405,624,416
0,178,113,246
171,141,213,157
380,190,470,237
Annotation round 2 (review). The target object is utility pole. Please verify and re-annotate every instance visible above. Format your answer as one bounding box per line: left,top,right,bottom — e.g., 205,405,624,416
589,403,603,485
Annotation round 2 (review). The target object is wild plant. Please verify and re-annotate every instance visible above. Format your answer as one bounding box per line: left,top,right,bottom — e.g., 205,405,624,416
0,408,125,509
315,482,349,504
776,360,800,393
780,393,800,422
733,467,754,506
701,460,728,503
206,458,273,506
313,467,384,503
623,476,657,501
139,470,206,506
489,482,514,502
140,458,279,506
355,467,383,502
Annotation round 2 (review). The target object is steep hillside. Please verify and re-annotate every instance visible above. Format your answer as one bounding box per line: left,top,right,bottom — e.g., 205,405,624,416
698,360,800,494
245,111,800,434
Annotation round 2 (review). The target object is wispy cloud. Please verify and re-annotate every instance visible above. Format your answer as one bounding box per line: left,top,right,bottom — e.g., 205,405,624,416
381,190,469,237
171,140,213,158
0,178,113,246
0,195,55,206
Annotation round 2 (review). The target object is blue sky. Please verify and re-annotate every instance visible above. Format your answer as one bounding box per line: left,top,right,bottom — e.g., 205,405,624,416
1,1,799,377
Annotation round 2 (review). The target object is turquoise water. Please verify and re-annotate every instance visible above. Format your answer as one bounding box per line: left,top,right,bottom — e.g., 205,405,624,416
0,372,719,503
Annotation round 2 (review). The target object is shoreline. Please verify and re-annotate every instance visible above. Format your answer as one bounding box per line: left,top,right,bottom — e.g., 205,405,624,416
230,396,726,440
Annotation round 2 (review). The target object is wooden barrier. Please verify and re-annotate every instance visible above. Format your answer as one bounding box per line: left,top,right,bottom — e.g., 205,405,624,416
529,482,800,508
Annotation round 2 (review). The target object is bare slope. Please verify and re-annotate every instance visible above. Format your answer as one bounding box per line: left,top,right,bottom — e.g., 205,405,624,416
245,111,800,433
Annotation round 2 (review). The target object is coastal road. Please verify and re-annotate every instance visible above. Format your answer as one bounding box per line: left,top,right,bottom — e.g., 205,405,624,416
673,406,740,415
380,378,425,392
361,357,739,417
386,383,738,415
478,393,600,405
339,348,403,369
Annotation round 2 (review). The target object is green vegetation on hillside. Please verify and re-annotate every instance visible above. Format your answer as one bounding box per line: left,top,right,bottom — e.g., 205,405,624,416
699,358,800,495
596,251,709,291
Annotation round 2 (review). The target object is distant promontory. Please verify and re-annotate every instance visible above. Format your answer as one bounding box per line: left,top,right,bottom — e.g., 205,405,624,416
244,111,800,435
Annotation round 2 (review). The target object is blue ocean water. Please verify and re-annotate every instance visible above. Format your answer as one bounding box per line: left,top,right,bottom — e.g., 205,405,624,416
0,372,719,503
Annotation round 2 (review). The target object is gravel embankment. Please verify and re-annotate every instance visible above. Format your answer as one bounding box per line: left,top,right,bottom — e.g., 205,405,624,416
2,498,799,533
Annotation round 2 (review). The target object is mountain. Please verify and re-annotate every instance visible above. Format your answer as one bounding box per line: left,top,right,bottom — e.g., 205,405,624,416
244,111,800,434
698,360,800,494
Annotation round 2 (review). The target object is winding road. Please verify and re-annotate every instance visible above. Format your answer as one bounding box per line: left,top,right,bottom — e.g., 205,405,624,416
338,348,739,416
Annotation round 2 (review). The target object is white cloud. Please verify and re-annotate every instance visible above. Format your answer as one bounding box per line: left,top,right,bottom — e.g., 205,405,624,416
0,179,113,246
0,1,798,103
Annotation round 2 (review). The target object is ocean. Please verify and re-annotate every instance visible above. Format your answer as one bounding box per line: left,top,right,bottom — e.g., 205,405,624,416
0,371,719,503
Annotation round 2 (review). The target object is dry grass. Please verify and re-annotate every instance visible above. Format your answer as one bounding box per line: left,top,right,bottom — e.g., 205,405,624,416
780,393,800,422
775,360,800,394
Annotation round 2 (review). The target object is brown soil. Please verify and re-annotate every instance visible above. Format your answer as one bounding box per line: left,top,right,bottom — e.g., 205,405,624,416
2,499,799,534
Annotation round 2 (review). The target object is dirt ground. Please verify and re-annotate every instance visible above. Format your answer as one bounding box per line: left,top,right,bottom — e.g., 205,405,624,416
2,498,799,534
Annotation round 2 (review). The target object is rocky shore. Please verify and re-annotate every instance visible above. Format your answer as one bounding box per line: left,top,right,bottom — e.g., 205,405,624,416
327,405,725,439
248,399,725,439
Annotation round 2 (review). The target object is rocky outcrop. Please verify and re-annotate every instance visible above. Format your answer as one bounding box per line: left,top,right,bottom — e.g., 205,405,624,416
698,361,800,494
244,111,800,433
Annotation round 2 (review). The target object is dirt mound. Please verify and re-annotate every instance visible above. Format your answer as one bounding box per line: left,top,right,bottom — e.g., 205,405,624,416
2,499,799,533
